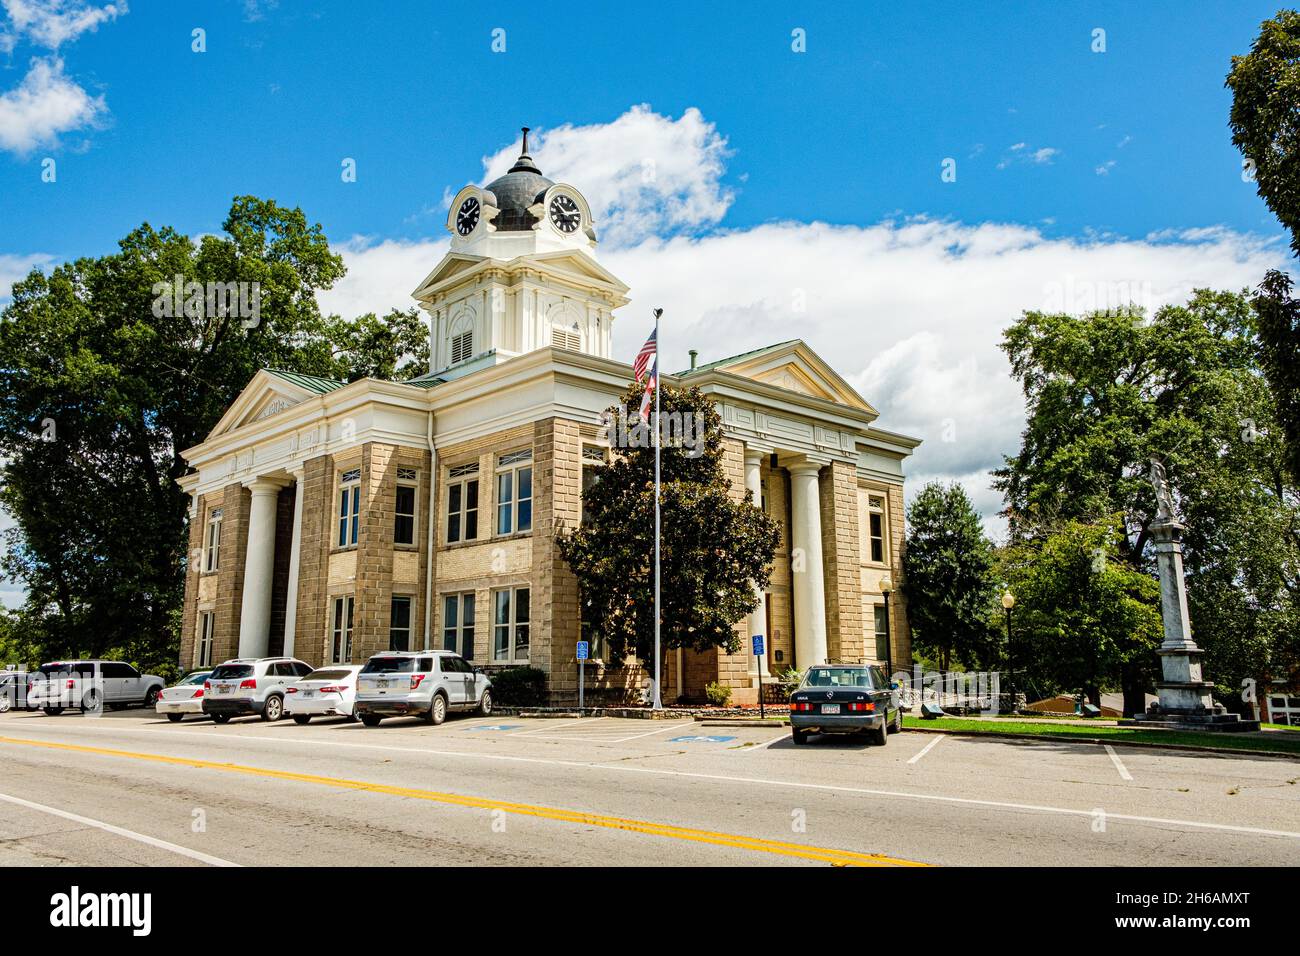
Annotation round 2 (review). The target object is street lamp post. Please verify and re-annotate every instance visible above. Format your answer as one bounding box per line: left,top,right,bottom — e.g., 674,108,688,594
1001,590,1016,710
879,576,894,693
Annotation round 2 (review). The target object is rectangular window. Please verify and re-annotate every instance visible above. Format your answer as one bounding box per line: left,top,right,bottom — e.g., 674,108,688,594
446,463,479,543
331,596,355,663
865,493,886,563
389,596,412,651
337,468,361,547
492,587,530,662
204,508,223,572
496,450,533,535
197,611,215,668
442,592,476,658
581,445,606,525
873,604,890,663
451,330,473,364
394,480,417,546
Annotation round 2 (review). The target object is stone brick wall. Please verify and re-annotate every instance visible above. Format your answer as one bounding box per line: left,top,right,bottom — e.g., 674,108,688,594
535,417,583,702
179,494,206,668
352,443,397,662
211,482,251,665
886,482,911,668
822,460,865,662
292,454,334,668
763,465,795,676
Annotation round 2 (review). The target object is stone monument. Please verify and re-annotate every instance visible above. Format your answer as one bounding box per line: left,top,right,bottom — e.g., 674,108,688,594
1120,459,1259,731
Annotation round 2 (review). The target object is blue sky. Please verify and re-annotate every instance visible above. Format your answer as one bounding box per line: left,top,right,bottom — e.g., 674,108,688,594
0,1,1295,605
0,0,1287,254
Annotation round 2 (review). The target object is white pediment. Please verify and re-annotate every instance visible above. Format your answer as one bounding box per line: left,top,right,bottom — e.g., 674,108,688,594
705,341,878,415
206,370,321,440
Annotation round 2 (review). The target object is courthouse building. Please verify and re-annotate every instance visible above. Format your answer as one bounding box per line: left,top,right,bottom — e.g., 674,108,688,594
177,132,920,705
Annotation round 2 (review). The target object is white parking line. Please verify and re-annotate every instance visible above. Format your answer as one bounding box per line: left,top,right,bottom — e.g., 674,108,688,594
907,735,944,765
1105,745,1133,781
732,732,786,754
507,717,606,737
0,790,240,867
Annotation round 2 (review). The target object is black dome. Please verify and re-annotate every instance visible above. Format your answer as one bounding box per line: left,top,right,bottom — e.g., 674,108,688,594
484,127,553,232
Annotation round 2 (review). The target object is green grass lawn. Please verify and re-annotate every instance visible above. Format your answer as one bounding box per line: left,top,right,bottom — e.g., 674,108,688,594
901,716,1300,756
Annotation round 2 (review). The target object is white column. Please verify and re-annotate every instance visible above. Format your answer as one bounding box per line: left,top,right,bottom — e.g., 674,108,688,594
237,477,286,659
744,449,771,680
281,469,305,657
788,461,828,669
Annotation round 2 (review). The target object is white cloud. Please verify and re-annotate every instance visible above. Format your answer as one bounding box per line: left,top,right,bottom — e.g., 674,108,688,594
0,251,55,304
1095,160,1117,176
0,56,104,154
998,142,1058,170
1,0,125,49
475,106,734,247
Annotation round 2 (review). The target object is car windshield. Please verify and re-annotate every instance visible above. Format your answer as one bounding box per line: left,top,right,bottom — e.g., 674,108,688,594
361,657,416,674
38,663,73,677
801,667,878,689
209,664,253,680
179,672,210,685
303,669,353,682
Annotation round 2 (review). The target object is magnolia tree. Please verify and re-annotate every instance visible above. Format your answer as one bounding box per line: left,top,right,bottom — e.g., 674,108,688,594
557,383,780,689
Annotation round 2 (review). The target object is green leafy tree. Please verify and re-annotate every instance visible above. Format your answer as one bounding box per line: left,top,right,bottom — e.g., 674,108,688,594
1000,518,1163,707
0,196,426,667
995,291,1299,712
557,383,779,688
1227,14,1300,487
900,481,999,671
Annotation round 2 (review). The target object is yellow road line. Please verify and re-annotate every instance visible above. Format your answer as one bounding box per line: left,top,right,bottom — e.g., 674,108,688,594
0,734,925,867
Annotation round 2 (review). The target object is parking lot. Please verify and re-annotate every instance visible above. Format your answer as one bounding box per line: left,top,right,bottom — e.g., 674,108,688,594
0,706,1297,867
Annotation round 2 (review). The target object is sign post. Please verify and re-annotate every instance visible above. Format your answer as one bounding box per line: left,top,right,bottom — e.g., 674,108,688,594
576,640,589,714
752,634,766,720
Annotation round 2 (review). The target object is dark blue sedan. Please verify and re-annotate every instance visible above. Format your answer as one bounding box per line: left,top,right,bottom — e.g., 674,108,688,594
789,664,902,745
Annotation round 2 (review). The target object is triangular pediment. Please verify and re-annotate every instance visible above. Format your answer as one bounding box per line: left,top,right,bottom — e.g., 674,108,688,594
206,370,340,440
411,253,487,300
702,341,878,415
412,249,629,302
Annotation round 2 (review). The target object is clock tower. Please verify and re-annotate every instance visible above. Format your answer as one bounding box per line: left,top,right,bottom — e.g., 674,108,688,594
412,128,629,376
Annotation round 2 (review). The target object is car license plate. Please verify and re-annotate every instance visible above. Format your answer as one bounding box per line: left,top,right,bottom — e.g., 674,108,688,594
821,703,841,714
218,683,235,694
302,690,314,698
376,679,389,689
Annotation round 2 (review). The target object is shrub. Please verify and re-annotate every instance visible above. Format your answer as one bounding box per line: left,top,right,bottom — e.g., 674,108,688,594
704,681,732,707
487,666,548,706
777,667,803,695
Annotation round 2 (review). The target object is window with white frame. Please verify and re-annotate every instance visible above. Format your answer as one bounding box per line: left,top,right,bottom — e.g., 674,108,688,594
446,462,479,543
451,328,474,364
197,611,215,668
394,467,418,546
581,445,606,525
496,450,533,535
390,596,412,652
337,468,361,547
873,603,890,663
492,587,530,662
442,592,476,658
204,508,223,572
859,490,887,564
331,595,354,663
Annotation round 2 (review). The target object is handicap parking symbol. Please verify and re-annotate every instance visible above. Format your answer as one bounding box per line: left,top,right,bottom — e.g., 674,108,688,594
669,735,737,743
467,724,522,731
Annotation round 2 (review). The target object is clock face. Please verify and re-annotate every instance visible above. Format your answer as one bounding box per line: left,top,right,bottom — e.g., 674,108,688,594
456,197,480,236
549,194,581,233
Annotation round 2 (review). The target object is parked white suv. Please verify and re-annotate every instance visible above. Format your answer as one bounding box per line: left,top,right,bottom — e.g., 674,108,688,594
27,661,165,715
202,657,313,723
354,650,492,726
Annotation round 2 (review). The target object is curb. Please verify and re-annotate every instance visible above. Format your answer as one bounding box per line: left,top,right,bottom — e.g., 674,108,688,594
902,724,1300,760
698,718,790,727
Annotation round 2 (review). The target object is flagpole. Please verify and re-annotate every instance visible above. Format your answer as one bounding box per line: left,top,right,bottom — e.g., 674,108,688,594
652,307,663,710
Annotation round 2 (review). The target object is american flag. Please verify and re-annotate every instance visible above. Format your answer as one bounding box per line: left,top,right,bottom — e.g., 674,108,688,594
632,328,657,383
638,355,658,421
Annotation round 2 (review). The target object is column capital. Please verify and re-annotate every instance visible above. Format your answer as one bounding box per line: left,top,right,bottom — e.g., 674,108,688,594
786,459,826,478
743,446,773,467
242,475,291,494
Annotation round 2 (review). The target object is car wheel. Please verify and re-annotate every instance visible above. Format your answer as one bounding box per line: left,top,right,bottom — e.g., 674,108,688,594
144,686,162,707
873,718,889,746
791,728,809,745
477,690,493,717
0,698,10,714
166,713,184,723
360,714,382,727
262,695,284,722
43,706,64,716
426,693,447,725
892,709,903,734
81,689,101,713
292,715,311,725
211,713,231,724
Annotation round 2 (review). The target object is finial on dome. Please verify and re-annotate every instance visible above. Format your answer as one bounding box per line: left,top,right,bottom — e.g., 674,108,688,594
508,125,541,175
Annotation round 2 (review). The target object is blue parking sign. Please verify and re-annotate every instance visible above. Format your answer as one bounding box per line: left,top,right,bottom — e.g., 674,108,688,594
751,634,765,656
576,640,589,661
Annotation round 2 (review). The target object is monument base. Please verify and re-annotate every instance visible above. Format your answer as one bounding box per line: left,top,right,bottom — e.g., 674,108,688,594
1119,698,1260,733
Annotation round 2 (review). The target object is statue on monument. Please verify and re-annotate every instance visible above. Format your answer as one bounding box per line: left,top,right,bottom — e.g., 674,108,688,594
1148,457,1176,523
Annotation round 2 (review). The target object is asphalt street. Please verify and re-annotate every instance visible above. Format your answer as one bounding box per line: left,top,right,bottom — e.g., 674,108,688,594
0,708,1296,867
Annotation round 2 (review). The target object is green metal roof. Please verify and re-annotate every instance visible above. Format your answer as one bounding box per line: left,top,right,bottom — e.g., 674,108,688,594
266,369,348,394
676,339,801,376
401,376,444,389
